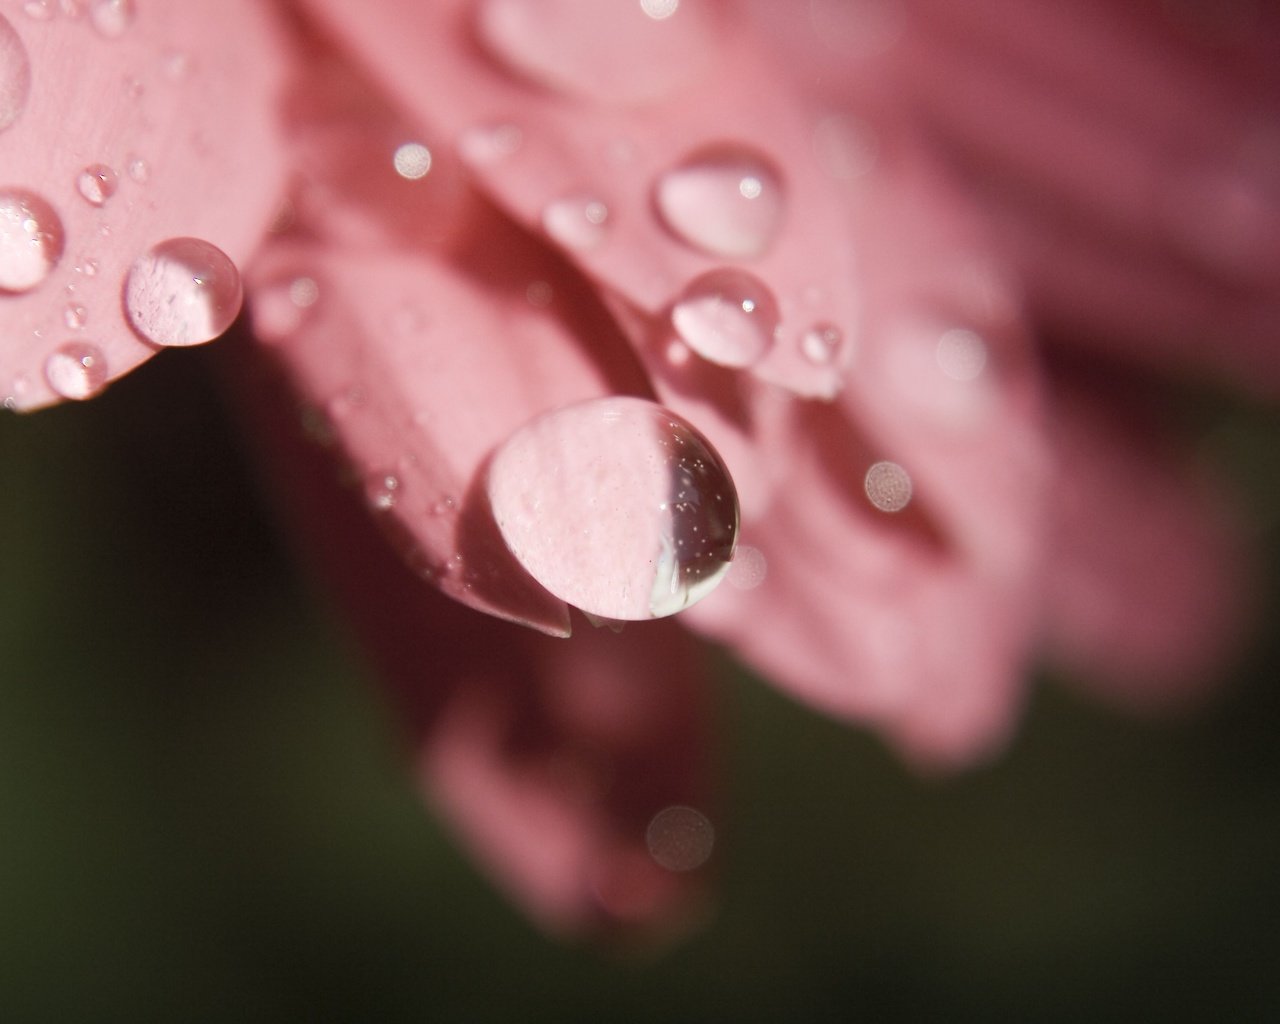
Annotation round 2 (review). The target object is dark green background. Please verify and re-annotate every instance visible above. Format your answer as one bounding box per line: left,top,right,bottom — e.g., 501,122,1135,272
3,348,1278,1022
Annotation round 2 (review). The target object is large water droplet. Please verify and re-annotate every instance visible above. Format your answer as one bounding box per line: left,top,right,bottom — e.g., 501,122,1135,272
474,0,717,104
488,396,739,620
89,0,134,38
542,194,610,250
0,14,31,132
77,164,119,207
670,268,779,368
124,237,243,347
44,341,108,399
864,460,912,513
654,144,784,259
0,189,65,293
646,806,715,872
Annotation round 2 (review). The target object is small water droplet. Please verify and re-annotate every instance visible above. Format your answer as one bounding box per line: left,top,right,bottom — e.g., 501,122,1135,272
76,163,118,206
365,471,400,511
654,144,784,259
253,274,318,342
124,237,243,347
392,141,432,180
542,194,610,251
430,496,457,516
21,2,55,21
670,268,779,368
864,460,912,513
457,122,523,165
78,257,99,277
44,341,108,399
936,327,988,381
488,397,739,620
127,156,149,183
89,0,134,38
162,50,191,80
645,806,714,872
1,14,32,132
0,189,65,293
63,303,86,329
800,321,844,365
59,0,83,18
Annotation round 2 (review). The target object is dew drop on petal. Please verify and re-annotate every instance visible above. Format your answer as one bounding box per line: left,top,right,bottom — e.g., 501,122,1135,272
77,164,119,207
63,303,86,329
392,141,432,180
124,237,243,347
671,268,779,368
654,144,784,259
0,14,31,132
488,396,739,621
864,460,912,513
936,327,988,381
542,194,611,251
800,321,844,366
365,471,400,511
21,2,54,22
646,805,715,872
44,341,108,399
127,156,149,184
0,189,65,293
88,0,134,38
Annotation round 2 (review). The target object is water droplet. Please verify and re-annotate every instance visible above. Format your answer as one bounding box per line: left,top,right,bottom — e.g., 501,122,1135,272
430,495,457,516
645,806,714,872
21,2,55,21
0,189,65,293
936,327,988,381
162,50,191,80
864,460,912,513
76,164,119,206
124,237,242,347
77,257,99,277
89,0,134,38
0,14,32,132
670,268,779,368
44,341,108,399
253,274,318,342
654,144,784,259
392,141,432,180
488,396,739,620
457,122,523,165
127,156,149,183
475,0,717,104
800,321,844,365
63,303,86,329
542,194,610,251
59,0,83,18
641,0,679,19
365,471,400,511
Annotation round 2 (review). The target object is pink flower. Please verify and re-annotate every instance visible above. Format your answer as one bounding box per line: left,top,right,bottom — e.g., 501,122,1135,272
2,0,1275,935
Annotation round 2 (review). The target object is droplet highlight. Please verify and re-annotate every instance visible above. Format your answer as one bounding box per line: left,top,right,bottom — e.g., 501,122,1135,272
0,189,65,293
654,144,784,259
0,14,31,132
77,164,119,207
487,396,739,621
124,237,243,347
864,460,912,513
646,806,714,872
670,268,779,368
542,194,610,251
44,341,108,399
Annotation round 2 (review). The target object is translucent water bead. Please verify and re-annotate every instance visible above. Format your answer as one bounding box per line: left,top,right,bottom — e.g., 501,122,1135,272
124,237,242,346
488,397,739,620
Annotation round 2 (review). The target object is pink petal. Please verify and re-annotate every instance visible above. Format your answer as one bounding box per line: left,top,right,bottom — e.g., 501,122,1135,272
294,0,862,400
230,351,715,935
1041,382,1256,711
0,0,289,410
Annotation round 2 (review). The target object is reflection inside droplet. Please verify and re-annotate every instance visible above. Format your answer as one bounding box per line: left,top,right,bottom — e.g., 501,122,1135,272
124,236,243,347
646,805,714,871
488,397,739,620
671,268,779,368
